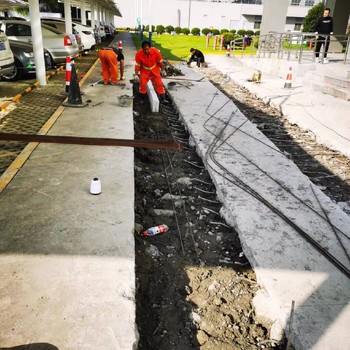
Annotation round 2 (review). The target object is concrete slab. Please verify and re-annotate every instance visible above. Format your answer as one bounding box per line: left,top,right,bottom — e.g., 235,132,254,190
0,32,138,350
204,55,350,159
146,81,159,113
166,66,350,350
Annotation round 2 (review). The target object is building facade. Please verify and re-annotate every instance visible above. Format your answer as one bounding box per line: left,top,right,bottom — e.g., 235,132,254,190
117,0,323,32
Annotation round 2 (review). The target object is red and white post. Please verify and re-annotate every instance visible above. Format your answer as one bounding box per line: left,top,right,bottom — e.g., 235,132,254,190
65,56,72,94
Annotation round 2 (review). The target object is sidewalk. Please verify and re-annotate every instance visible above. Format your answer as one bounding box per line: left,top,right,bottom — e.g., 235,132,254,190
0,32,138,349
205,54,350,159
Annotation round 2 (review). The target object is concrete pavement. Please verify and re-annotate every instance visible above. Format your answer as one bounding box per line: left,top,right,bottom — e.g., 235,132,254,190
1,32,350,350
0,32,138,349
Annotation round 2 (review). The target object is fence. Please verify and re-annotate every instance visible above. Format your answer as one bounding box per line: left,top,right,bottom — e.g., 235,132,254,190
230,32,350,64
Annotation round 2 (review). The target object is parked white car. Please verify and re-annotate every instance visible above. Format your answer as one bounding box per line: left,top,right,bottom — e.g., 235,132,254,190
0,31,15,77
72,22,96,51
0,20,80,65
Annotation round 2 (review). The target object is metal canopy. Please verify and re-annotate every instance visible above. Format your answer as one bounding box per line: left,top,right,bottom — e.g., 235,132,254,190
0,0,28,10
60,0,122,17
0,0,121,17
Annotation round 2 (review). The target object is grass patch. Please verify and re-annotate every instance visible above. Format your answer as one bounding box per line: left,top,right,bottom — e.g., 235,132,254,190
131,33,228,61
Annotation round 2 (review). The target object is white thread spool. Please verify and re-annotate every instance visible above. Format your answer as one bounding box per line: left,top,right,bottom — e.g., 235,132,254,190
90,178,101,195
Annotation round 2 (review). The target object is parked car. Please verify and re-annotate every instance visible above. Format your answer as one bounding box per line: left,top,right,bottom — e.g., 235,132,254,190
41,19,84,53
104,25,114,38
0,31,15,77
2,39,51,81
0,20,80,65
72,22,96,51
86,20,106,41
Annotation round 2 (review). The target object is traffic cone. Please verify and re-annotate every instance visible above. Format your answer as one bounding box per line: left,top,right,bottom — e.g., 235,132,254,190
62,63,88,108
226,44,231,57
64,56,71,94
284,66,293,89
118,40,123,50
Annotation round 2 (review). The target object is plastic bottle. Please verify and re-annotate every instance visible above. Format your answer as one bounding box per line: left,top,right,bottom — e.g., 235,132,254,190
142,224,169,237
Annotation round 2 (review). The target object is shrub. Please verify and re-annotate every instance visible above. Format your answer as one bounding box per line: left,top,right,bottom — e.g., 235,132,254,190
221,29,229,34
237,29,246,36
246,30,254,36
202,28,211,35
156,25,165,34
229,29,236,34
181,27,190,35
191,27,201,35
254,38,259,49
302,2,324,32
166,25,175,34
145,25,155,32
254,30,260,36
223,33,238,46
212,29,220,35
174,26,181,34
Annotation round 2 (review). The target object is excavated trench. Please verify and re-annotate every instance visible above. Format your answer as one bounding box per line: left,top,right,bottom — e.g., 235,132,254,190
133,65,350,350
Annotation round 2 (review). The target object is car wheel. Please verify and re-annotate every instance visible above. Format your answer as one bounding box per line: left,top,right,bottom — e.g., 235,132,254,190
2,59,23,81
46,53,55,69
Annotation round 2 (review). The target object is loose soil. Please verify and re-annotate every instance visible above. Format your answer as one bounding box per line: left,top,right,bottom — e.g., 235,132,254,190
134,66,350,350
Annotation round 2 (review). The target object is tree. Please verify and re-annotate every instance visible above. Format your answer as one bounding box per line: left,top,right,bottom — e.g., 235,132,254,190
302,2,324,32
156,25,165,34
191,27,200,36
174,26,181,34
237,29,246,36
212,29,220,35
229,29,236,34
181,27,190,35
166,25,174,34
17,0,63,15
202,28,210,35
220,29,229,34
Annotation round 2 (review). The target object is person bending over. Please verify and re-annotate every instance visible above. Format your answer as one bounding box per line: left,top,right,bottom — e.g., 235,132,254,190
187,48,205,68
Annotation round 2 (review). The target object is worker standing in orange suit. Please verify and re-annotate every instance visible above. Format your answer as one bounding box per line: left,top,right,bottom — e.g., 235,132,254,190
134,40,168,103
98,47,118,85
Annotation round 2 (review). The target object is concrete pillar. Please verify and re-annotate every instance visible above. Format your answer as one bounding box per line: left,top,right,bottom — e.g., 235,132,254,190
28,0,47,86
327,0,350,34
64,0,73,34
90,0,95,29
260,0,289,35
81,0,87,25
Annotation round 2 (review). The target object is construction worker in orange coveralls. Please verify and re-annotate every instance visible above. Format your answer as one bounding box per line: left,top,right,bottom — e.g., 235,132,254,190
134,40,168,104
98,46,119,85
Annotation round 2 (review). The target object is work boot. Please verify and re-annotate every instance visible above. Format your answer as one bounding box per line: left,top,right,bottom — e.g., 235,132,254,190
159,94,169,104
139,93,147,104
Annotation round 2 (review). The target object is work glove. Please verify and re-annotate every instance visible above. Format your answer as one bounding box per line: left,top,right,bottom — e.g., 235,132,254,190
133,74,140,83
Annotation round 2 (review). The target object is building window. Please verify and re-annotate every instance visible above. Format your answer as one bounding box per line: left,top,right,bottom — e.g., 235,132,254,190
305,0,315,6
294,23,302,31
254,21,261,29
291,0,301,5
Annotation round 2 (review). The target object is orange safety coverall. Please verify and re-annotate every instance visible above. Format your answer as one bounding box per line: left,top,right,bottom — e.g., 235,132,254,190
134,47,165,94
98,48,118,84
